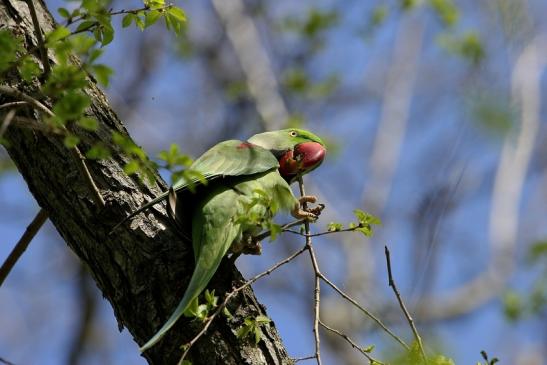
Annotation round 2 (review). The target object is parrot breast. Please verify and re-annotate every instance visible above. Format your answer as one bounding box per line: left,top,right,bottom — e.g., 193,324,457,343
279,141,326,180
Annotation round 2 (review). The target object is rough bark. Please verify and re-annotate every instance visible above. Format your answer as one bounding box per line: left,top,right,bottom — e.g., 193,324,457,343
0,1,292,364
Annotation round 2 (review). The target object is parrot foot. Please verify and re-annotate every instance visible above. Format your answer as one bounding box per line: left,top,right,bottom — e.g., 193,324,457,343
292,198,324,221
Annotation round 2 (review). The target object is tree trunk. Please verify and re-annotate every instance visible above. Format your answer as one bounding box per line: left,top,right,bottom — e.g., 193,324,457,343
0,1,292,364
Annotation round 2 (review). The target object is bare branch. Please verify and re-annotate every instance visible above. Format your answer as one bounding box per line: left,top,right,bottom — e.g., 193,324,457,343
0,101,28,110
0,356,15,365
319,272,409,351
298,177,322,365
0,109,16,138
0,85,53,117
0,209,48,287
384,246,427,363
293,355,317,363
319,320,386,365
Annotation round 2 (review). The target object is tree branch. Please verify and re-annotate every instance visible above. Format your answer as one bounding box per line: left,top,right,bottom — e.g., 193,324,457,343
0,208,48,287
384,246,427,363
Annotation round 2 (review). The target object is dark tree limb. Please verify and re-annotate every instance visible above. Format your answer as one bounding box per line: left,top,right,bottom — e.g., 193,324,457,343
0,1,292,364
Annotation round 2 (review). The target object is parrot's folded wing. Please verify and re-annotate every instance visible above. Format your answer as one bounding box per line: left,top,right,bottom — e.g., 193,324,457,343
171,140,279,191
111,140,278,232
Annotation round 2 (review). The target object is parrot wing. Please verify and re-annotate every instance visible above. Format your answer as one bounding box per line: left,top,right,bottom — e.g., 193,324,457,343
111,140,279,232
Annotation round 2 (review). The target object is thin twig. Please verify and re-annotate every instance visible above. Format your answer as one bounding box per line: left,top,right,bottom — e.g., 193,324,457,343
284,225,365,238
178,246,308,364
297,177,322,365
385,246,427,363
0,209,48,287
0,86,105,207
254,218,306,241
71,147,105,206
293,355,317,363
0,109,16,138
0,86,53,117
0,101,28,110
319,320,386,365
319,273,410,351
24,0,50,77
9,115,65,135
0,356,15,365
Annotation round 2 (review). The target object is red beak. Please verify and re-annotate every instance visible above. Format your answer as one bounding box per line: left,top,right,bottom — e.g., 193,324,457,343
278,142,326,180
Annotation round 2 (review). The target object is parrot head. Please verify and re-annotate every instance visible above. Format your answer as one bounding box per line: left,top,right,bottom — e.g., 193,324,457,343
247,128,326,183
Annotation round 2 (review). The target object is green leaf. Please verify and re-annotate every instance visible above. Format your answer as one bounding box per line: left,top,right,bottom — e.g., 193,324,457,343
145,0,165,9
236,325,252,339
91,64,113,86
145,10,163,27
353,209,382,225
528,241,547,262
122,14,134,28
77,117,98,131
438,31,485,66
400,0,419,10
98,24,114,46
204,289,218,308
81,0,101,12
430,355,456,365
222,307,233,319
112,132,146,159
165,7,187,35
370,5,388,27
123,160,140,175
76,21,97,33
503,290,523,321
327,222,343,232
44,64,88,94
183,296,200,317
362,345,375,353
52,92,91,121
18,57,41,81
135,15,145,30
429,0,459,27
58,7,70,19
254,327,263,345
63,134,80,148
0,30,21,72
268,223,282,241
255,315,270,324
46,26,71,46
70,34,98,55
158,143,193,168
86,143,111,159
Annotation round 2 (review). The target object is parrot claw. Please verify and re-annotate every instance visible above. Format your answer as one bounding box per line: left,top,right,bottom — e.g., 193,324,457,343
291,206,318,220
298,195,317,205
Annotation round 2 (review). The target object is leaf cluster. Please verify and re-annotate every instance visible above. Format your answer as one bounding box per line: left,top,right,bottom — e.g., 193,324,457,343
183,289,219,322
0,1,188,181
236,314,271,345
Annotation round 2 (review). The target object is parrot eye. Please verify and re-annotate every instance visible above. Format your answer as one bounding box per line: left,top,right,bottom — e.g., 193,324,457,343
289,130,298,137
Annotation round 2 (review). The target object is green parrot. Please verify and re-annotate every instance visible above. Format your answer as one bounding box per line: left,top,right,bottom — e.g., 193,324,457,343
117,128,326,352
